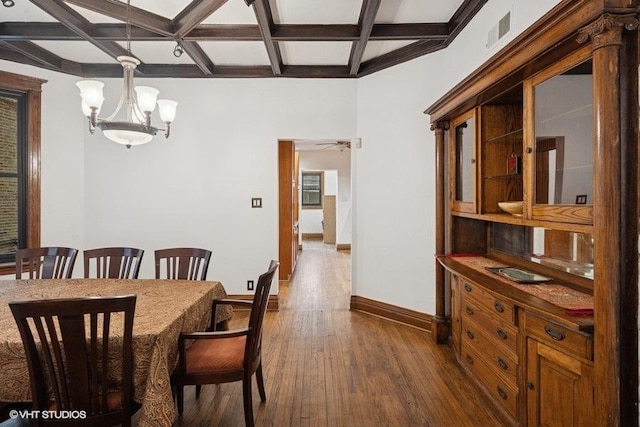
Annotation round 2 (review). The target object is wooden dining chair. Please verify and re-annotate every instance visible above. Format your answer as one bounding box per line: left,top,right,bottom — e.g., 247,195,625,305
9,294,137,427
154,247,212,280
15,246,78,279
84,247,144,279
174,261,278,427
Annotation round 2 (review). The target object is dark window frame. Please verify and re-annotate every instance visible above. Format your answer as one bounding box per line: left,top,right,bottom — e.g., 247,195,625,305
301,171,323,209
0,70,44,274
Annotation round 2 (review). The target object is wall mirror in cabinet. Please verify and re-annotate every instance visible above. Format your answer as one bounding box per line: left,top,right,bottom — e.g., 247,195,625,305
489,222,594,286
524,47,593,225
450,109,476,213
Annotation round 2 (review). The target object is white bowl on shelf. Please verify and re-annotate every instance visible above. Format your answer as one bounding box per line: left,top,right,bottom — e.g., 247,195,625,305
498,201,523,216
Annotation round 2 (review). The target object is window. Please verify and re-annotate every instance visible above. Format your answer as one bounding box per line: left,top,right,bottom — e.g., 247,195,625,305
0,71,43,271
301,171,323,208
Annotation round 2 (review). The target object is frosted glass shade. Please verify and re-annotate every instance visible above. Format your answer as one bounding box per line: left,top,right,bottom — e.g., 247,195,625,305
135,86,159,112
157,99,178,123
76,80,105,109
103,129,154,146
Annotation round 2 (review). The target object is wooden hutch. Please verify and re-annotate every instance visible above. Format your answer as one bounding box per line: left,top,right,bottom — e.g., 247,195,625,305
426,1,638,425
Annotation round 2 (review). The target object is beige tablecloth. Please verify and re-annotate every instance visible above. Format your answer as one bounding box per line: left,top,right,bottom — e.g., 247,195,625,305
0,278,233,427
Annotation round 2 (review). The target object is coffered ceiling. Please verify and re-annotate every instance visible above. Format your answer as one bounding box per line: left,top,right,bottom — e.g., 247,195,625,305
0,0,487,78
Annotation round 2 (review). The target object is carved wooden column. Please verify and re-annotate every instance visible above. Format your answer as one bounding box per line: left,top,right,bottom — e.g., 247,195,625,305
577,13,639,426
432,120,450,343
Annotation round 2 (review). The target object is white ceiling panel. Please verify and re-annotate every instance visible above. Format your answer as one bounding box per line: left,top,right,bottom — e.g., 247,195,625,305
269,0,362,24
32,40,117,63
362,40,414,62
200,41,271,66
376,0,465,23
3,2,58,22
123,0,188,20
66,4,123,24
280,42,351,66
202,1,257,24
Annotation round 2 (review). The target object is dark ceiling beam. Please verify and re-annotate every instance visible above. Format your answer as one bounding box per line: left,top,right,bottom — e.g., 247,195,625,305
369,23,449,40
0,23,79,40
186,25,262,40
252,0,282,76
29,0,129,60
348,0,380,75
357,40,446,77
63,0,174,36
272,24,359,41
446,0,489,44
177,41,214,76
280,65,353,78
0,22,450,42
0,40,64,70
0,43,82,75
173,0,229,38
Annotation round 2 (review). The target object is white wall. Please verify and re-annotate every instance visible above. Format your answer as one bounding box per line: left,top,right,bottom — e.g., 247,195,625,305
82,78,356,294
298,150,351,244
353,0,562,313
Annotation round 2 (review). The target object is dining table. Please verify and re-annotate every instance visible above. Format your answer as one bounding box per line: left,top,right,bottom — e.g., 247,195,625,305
0,278,233,427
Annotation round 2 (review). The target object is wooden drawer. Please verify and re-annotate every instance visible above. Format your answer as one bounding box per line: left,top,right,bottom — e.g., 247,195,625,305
460,319,518,381
462,297,519,357
460,279,515,325
525,312,593,360
461,339,518,418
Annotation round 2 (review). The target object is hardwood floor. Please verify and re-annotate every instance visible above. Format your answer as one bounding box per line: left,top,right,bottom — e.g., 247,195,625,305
172,240,505,426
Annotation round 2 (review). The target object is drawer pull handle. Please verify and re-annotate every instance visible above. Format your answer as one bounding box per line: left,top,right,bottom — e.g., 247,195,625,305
526,381,534,390
464,283,472,292
496,328,508,340
465,306,474,315
544,326,565,341
497,386,508,400
466,330,475,340
497,357,509,370
466,355,474,364
494,301,505,313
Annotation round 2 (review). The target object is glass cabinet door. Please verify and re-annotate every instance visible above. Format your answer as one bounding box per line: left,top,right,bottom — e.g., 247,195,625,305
524,47,593,225
450,109,476,213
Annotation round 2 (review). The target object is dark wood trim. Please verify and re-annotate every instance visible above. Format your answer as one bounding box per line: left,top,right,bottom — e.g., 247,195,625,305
228,294,279,311
252,0,282,76
0,70,44,275
432,121,449,343
350,295,432,331
64,0,175,36
336,243,351,251
173,0,229,39
30,0,130,62
348,0,380,75
1,1,487,79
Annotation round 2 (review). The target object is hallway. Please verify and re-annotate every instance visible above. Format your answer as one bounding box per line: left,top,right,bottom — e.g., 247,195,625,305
173,242,504,426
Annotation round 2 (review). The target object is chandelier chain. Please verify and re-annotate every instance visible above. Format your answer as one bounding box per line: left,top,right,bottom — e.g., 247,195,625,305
126,0,132,55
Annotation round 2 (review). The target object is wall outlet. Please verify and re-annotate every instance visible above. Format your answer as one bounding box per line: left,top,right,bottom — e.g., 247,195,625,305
247,280,254,290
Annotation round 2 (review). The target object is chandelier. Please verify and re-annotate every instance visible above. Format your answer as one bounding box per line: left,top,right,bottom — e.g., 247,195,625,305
76,0,177,148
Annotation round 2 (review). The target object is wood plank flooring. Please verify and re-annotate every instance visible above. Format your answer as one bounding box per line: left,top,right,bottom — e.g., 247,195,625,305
172,240,505,426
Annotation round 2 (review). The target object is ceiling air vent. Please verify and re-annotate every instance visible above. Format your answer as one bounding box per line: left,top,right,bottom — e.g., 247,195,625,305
487,11,511,49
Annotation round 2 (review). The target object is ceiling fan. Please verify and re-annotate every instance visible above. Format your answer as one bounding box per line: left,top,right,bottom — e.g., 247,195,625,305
316,140,351,151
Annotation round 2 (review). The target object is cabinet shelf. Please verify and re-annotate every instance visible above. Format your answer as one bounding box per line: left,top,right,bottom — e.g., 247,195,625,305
484,129,523,144
484,173,522,180
452,210,593,234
